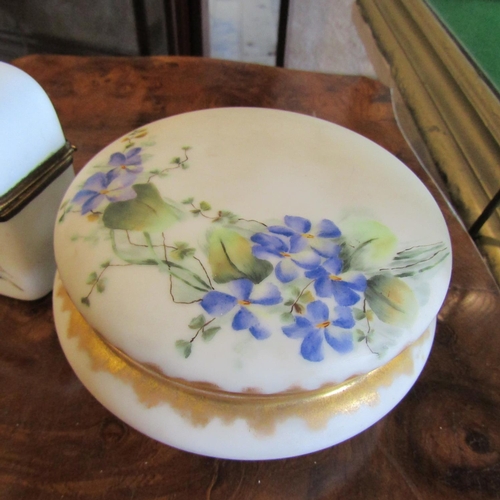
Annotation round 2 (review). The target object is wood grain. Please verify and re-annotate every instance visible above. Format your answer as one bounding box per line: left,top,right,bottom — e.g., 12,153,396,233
0,55,499,499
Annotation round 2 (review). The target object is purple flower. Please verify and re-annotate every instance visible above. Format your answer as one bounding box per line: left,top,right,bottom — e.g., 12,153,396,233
200,279,282,339
251,233,321,283
305,256,367,306
72,170,137,214
108,147,143,175
282,300,354,362
268,216,341,258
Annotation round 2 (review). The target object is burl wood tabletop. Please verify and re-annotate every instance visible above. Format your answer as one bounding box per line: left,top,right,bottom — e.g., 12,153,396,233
1,55,499,499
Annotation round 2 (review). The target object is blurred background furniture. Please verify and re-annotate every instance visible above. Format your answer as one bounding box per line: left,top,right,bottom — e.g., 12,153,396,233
0,0,205,59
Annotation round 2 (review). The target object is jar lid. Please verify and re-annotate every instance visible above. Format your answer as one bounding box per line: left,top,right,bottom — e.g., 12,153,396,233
54,108,452,395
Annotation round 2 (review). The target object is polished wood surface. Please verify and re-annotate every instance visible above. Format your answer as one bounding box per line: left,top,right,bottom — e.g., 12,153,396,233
2,55,499,499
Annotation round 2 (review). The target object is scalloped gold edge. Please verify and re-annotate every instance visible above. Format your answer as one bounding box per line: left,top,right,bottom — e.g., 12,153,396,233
56,280,431,435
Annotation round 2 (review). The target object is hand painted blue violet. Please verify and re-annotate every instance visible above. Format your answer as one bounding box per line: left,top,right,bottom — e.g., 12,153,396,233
305,256,367,306
200,278,282,339
282,300,354,361
268,215,341,257
72,169,138,214
108,147,144,175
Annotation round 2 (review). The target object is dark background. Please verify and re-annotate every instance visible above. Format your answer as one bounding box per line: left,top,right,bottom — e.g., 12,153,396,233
0,0,204,61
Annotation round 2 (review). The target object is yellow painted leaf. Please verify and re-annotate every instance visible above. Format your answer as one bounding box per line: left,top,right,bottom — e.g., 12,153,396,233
365,274,418,327
207,227,272,284
341,219,398,271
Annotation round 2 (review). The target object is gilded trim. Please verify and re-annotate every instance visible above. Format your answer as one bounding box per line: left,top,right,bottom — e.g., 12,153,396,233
356,0,500,283
57,281,431,435
0,141,75,222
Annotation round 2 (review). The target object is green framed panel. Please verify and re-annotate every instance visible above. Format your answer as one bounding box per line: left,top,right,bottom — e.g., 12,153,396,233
426,0,500,94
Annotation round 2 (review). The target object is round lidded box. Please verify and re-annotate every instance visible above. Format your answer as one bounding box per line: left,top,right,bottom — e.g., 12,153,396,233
53,108,451,460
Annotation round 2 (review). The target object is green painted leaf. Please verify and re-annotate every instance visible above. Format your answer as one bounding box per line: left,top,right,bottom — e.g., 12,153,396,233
353,307,366,321
202,326,221,341
102,183,182,232
182,197,194,205
86,272,98,285
199,201,211,211
341,220,398,271
96,278,107,293
355,329,366,341
58,204,72,223
175,340,192,358
171,242,196,260
189,314,206,330
281,312,294,324
390,243,450,277
365,274,418,327
207,227,272,284
299,290,315,304
216,210,239,224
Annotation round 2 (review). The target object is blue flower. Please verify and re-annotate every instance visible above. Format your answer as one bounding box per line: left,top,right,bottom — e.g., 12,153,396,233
200,279,282,339
72,170,137,214
268,215,341,258
282,300,354,362
108,147,143,174
305,255,367,306
251,233,322,283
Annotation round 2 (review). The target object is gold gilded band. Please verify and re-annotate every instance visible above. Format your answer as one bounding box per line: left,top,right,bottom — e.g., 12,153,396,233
57,280,431,435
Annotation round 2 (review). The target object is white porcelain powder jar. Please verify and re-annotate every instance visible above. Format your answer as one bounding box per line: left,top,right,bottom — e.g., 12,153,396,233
53,108,451,459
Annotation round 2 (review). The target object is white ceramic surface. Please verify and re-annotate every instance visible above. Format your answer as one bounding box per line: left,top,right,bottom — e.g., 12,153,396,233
53,108,451,458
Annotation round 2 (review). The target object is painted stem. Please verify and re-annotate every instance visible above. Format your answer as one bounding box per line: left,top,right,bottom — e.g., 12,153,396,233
190,318,216,343
289,280,314,314
143,232,210,292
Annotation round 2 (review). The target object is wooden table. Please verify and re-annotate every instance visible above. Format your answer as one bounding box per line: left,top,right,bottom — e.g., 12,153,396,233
2,55,500,499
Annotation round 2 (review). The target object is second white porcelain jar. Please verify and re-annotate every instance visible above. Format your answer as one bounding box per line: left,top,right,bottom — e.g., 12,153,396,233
0,62,74,300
